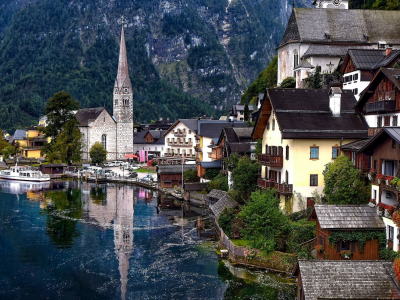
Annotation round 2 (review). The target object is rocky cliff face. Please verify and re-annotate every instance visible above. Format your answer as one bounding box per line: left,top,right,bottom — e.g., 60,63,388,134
0,0,309,130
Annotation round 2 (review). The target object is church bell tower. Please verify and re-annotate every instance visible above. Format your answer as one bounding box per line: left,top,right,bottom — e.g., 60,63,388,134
114,17,134,159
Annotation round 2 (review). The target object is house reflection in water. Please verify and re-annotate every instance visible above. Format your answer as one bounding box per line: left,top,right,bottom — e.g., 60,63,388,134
81,182,134,300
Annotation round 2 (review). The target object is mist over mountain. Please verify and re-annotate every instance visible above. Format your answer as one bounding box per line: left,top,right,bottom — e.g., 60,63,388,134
0,0,308,131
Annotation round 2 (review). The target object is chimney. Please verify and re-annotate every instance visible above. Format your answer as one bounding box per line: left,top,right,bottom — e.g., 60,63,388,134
386,47,393,56
329,87,342,117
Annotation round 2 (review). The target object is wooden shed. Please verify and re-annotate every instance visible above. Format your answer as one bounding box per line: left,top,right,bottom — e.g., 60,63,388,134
310,204,386,260
40,164,67,177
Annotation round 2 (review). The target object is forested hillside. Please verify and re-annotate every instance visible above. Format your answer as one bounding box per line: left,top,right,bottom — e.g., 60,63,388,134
0,0,308,131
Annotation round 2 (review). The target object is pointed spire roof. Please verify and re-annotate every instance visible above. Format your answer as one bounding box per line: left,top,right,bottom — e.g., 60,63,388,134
116,18,131,90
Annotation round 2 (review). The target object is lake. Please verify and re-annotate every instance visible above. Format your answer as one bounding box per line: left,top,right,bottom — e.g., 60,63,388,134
0,180,296,299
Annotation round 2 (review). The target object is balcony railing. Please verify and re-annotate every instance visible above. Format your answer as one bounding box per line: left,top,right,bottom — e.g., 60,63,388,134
174,131,186,137
368,127,382,137
365,100,396,113
258,178,293,194
167,141,193,147
258,154,283,168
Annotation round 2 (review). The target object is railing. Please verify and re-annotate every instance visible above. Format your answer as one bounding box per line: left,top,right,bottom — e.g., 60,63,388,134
195,146,202,153
368,127,382,137
274,183,293,194
258,178,275,189
174,131,186,137
258,154,283,167
366,100,396,113
167,141,193,147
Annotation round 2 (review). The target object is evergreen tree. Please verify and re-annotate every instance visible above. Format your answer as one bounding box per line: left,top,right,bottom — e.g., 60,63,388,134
243,103,249,121
89,142,107,165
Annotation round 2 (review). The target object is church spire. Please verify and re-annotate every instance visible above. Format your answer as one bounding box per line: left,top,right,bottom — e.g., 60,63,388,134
116,17,130,90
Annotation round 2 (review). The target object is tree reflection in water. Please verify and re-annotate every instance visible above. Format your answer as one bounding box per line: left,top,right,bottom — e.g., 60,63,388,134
44,187,83,248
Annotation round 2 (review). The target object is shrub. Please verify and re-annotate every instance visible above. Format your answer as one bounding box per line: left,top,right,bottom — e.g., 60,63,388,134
218,208,235,238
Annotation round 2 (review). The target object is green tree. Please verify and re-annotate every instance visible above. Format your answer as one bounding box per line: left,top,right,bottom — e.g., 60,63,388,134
304,66,323,89
50,118,82,164
207,173,229,191
89,142,107,165
280,77,296,88
254,139,262,157
2,145,15,158
243,103,249,121
229,155,260,203
322,155,370,204
205,168,220,180
239,189,288,253
183,168,198,182
0,128,11,152
44,91,80,140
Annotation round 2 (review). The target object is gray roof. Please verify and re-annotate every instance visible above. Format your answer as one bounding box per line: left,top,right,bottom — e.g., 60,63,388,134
233,127,254,138
13,129,26,140
341,138,371,151
198,121,248,138
157,164,197,174
76,107,110,127
314,205,385,230
359,127,400,153
298,260,399,300
294,59,314,70
200,160,221,169
179,119,199,132
133,130,166,145
303,44,372,58
279,8,400,48
346,49,400,70
208,189,238,219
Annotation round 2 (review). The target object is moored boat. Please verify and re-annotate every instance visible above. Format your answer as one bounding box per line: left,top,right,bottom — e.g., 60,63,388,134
0,165,50,182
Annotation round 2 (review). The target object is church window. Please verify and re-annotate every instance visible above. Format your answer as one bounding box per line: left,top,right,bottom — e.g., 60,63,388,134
115,99,118,107
101,134,107,150
293,50,298,68
104,117,105,122
123,99,129,107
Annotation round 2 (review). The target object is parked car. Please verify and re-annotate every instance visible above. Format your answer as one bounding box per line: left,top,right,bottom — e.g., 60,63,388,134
141,175,154,183
128,172,138,178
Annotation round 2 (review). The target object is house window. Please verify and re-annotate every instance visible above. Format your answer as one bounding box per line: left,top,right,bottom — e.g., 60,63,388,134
332,147,340,159
351,152,356,164
353,73,358,81
384,116,390,126
115,99,118,107
310,146,319,159
388,226,394,241
310,174,318,186
266,122,270,130
285,170,289,183
353,88,358,95
393,116,398,126
104,117,105,122
189,130,191,134
101,134,107,150
286,145,289,160
272,119,275,131
377,116,382,127
341,241,350,251
373,189,377,200
265,144,269,155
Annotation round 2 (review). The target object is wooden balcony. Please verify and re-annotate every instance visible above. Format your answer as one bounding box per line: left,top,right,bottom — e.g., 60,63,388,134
258,178,293,195
366,100,396,113
258,154,283,168
167,141,193,147
368,127,382,137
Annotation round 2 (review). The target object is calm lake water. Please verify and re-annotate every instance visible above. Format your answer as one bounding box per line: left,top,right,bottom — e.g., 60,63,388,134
0,180,296,300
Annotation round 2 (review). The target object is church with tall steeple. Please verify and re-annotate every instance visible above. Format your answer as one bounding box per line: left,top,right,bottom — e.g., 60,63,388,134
76,18,134,160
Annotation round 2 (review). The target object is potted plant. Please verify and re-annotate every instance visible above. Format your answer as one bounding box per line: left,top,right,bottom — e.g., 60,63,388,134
315,244,324,253
377,174,385,184
393,210,400,228
386,176,394,186
368,169,377,181
340,250,352,259
377,202,385,216
368,199,376,208
391,177,399,187
385,205,395,219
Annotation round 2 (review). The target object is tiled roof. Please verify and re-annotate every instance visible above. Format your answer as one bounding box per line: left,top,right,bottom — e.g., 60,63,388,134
209,189,238,219
267,89,369,139
183,182,208,191
341,138,371,151
13,129,26,140
228,143,251,153
294,59,314,70
303,45,372,58
298,260,399,300
344,49,400,71
280,8,400,48
157,164,197,174
233,127,253,139
314,205,385,230
133,130,166,145
76,107,109,127
198,121,248,138
200,160,221,168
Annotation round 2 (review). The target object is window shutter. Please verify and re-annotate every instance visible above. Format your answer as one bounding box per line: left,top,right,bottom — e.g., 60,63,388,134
351,241,356,252
336,241,341,253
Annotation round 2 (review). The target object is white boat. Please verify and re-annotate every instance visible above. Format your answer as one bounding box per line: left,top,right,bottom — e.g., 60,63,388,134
0,165,50,182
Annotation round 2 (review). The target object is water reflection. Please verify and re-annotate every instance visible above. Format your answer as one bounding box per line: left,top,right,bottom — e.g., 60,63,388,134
0,180,296,300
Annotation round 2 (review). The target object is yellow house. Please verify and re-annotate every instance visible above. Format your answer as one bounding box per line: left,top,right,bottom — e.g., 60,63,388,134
253,87,369,212
13,127,48,159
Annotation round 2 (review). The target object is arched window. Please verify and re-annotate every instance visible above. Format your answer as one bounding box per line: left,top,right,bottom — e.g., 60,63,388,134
101,134,107,150
294,50,298,68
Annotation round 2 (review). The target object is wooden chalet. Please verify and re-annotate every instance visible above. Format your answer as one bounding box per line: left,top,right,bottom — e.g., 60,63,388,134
197,160,221,179
310,205,385,260
157,164,198,189
294,260,399,300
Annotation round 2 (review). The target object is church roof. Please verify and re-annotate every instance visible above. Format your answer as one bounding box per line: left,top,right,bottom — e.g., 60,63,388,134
116,24,131,90
303,44,372,58
279,8,400,48
76,107,111,127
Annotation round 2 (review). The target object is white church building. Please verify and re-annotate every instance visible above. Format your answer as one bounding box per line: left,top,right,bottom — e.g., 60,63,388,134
278,0,400,87
77,20,134,161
